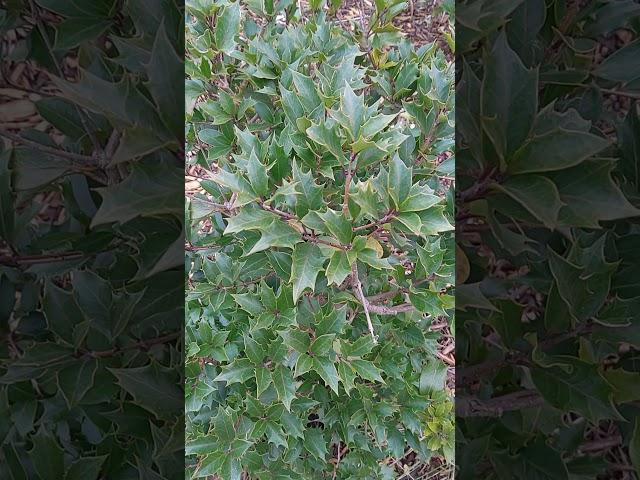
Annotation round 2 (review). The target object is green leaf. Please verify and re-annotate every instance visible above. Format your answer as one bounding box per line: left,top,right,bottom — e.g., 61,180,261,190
280,329,311,353
594,38,640,83
295,353,314,377
507,129,609,174
292,162,324,217
303,428,327,461
246,151,270,197
309,334,335,356
213,407,236,443
229,438,252,458
548,248,615,321
255,367,272,396
244,334,265,364
340,82,365,139
57,359,97,407
91,160,182,227
326,250,352,286
54,18,112,50
65,456,107,480
290,243,325,302
43,280,84,342
307,121,345,160
318,208,353,244
29,426,65,480
291,71,323,113
215,1,241,54
199,128,233,159
247,219,302,255
345,335,375,357
337,361,356,394
604,369,640,403
232,293,263,315
388,156,412,209
351,359,385,383
280,84,305,126
273,366,296,411
109,364,182,419
224,209,280,234
550,159,640,227
531,359,622,422
400,183,441,212
213,358,255,385
419,360,447,394
72,271,112,338
313,357,340,394
481,31,538,159
493,175,563,228
146,22,183,137
394,212,422,235
362,113,399,139
280,411,305,439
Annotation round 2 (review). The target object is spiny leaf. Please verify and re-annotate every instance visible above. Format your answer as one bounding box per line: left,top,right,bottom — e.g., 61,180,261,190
290,243,326,302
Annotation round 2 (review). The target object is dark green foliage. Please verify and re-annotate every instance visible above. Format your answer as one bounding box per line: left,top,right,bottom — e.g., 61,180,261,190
457,0,640,477
0,1,183,478
185,1,454,478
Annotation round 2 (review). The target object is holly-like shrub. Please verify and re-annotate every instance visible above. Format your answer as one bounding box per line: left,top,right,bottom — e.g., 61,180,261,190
185,1,454,478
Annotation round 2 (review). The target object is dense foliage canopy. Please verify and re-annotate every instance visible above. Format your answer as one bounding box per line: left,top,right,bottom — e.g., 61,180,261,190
0,1,183,479
457,0,640,477
185,0,455,478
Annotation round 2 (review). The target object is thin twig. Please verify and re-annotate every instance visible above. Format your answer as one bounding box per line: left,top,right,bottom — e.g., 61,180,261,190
579,436,622,454
260,202,297,220
343,153,356,217
366,302,414,315
332,443,341,480
104,129,121,165
84,332,181,358
302,233,346,251
0,251,85,267
0,128,98,165
599,87,640,100
456,390,544,417
352,263,377,344
353,211,396,232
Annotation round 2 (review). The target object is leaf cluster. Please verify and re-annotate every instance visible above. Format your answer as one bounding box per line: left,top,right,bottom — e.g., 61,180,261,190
457,1,640,477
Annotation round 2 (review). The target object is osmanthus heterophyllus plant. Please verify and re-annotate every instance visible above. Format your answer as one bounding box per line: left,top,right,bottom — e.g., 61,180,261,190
457,0,640,478
185,0,455,478
0,1,183,479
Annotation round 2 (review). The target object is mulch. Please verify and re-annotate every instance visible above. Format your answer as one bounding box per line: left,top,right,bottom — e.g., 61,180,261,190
332,0,452,56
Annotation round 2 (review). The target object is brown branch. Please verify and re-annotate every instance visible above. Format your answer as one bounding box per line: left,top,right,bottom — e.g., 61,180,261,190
185,243,216,251
85,332,181,358
366,303,414,315
260,201,296,220
456,390,545,417
365,277,432,304
457,358,507,386
0,128,99,165
457,322,596,386
579,436,622,454
343,153,356,217
332,443,342,480
302,234,347,251
457,168,497,203
353,211,396,232
0,251,85,267
352,263,377,344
